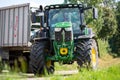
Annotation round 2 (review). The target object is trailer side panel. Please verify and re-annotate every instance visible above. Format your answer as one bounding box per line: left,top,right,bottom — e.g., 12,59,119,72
0,3,30,47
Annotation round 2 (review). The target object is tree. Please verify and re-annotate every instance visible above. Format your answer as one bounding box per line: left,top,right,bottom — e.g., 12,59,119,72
109,1,120,56
98,7,117,40
103,0,116,8
68,0,117,40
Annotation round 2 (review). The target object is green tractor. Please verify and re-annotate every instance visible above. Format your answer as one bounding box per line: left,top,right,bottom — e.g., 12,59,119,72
30,3,99,75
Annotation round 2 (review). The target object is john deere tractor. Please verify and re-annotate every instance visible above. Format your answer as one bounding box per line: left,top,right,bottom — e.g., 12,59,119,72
30,3,98,75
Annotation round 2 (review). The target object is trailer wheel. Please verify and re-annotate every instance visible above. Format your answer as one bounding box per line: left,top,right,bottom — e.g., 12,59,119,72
76,39,98,70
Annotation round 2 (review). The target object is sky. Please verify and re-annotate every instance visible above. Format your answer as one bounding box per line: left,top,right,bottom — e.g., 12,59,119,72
1,0,120,8
0,0,64,7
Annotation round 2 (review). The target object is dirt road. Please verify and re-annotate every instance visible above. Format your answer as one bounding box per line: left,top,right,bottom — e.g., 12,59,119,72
98,56,120,68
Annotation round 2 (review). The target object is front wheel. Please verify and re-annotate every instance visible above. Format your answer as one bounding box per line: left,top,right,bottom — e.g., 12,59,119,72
76,39,98,70
30,42,46,75
29,42,55,75
90,39,98,70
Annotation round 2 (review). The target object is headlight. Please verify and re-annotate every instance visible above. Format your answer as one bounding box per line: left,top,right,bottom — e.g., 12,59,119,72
55,28,61,32
65,27,72,31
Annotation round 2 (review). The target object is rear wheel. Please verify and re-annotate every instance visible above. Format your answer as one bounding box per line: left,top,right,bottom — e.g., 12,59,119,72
30,42,46,75
76,39,98,70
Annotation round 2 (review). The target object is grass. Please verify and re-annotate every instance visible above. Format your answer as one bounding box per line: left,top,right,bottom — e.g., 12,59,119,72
51,63,120,80
0,63,120,80
55,62,78,71
0,72,27,80
97,39,110,57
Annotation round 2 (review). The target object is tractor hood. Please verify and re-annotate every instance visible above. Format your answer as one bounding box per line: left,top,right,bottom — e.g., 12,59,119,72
54,22,73,42
55,22,72,28
53,22,74,61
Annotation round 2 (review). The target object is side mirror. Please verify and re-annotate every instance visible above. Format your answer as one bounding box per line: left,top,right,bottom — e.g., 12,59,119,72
39,5,43,11
93,8,98,19
31,12,36,23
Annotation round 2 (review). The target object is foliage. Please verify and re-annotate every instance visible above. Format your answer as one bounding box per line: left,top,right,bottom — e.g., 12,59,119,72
103,0,116,8
68,0,102,5
97,39,110,57
109,33,120,56
109,1,120,56
98,7,117,39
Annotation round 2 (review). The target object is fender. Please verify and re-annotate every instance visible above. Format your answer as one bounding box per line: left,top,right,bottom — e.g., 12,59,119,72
75,28,95,39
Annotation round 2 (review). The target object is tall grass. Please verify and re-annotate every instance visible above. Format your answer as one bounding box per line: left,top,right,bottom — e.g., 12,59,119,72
97,39,111,57
51,64,120,80
55,62,78,71
0,64,120,80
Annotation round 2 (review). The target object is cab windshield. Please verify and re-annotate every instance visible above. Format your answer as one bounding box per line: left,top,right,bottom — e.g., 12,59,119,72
48,8,81,38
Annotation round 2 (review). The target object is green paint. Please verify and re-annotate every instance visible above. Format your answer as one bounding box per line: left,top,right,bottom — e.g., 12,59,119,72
46,22,74,63
50,41,74,62
55,22,72,28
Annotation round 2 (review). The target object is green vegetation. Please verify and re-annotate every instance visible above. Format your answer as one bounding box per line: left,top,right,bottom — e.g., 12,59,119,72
97,39,110,57
0,72,27,80
51,64,120,80
55,62,78,71
109,1,120,56
0,63,120,80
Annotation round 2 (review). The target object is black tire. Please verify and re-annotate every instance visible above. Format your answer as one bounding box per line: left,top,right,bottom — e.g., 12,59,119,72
30,42,55,75
76,39,98,70
30,42,46,75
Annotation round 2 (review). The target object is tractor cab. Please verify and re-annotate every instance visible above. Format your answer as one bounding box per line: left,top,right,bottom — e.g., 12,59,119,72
43,4,98,41
46,5,81,39
45,4,84,39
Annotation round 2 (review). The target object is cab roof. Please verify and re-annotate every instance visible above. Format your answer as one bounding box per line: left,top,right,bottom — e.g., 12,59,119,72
44,4,83,10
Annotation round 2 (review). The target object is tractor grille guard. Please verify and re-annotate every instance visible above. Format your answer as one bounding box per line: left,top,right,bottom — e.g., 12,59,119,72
55,28,72,42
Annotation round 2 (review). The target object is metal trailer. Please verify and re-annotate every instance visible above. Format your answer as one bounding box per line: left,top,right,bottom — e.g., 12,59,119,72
0,3,31,69
0,3,30,48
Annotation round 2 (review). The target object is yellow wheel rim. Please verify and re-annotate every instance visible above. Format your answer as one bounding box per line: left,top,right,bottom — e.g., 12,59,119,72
91,48,96,65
